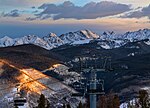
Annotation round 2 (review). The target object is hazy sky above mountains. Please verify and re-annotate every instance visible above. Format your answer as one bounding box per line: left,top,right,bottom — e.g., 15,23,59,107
0,0,150,37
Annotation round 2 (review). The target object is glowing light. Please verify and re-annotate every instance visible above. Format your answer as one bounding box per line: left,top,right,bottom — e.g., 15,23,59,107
53,64,61,68
0,62,4,75
0,59,49,94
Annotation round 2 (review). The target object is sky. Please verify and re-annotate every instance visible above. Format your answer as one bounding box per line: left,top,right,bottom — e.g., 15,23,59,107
0,0,150,38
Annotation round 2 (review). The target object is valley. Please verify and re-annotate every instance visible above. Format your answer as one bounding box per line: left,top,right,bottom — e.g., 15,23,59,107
0,29,150,108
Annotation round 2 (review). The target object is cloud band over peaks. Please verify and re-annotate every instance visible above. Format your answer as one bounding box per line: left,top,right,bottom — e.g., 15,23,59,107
28,1,131,20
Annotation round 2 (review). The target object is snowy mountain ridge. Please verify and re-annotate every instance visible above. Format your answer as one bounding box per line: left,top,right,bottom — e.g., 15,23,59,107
0,29,150,50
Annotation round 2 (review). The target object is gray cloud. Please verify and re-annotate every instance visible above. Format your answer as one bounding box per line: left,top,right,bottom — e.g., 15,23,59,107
30,1,131,20
26,17,37,21
0,0,62,7
123,5,150,19
1,9,20,17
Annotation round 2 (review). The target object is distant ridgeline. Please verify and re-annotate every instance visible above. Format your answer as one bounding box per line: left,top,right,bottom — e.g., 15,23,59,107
0,29,150,50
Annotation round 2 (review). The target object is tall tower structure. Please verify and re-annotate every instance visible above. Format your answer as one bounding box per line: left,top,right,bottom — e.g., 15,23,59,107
89,68,97,108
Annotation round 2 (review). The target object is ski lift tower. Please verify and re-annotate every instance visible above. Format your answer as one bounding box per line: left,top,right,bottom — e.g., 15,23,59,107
79,56,107,108
88,68,105,108
72,55,112,108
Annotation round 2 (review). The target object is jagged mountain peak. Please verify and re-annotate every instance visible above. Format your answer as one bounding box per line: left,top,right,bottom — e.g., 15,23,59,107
101,31,119,40
15,35,42,43
122,28,150,41
0,36,14,47
47,32,57,37
59,29,100,44
133,28,150,33
103,31,115,35
77,29,99,39
43,33,64,47
0,36,12,40
125,28,150,35
1,28,150,50
43,32,60,42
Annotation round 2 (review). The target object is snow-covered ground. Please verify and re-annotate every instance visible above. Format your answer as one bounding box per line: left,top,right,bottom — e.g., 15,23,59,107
0,61,81,108
42,64,81,85
120,87,150,108
120,99,137,108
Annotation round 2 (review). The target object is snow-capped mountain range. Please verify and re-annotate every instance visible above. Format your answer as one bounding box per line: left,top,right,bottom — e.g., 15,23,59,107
0,29,150,50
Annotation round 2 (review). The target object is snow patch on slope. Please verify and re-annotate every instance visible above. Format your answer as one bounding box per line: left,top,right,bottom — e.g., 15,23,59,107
43,64,80,85
0,36,14,47
59,29,99,44
43,32,64,48
72,39,91,45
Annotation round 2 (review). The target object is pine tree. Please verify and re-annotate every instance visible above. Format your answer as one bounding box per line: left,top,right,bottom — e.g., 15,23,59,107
98,95,107,108
36,94,50,108
97,92,120,108
85,96,90,108
46,100,50,108
138,90,150,108
67,103,71,108
112,95,120,108
37,94,45,108
77,101,83,108
63,104,66,108
107,93,114,108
